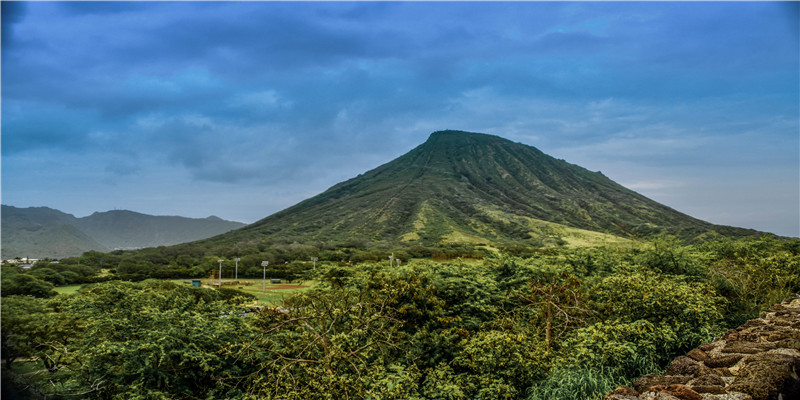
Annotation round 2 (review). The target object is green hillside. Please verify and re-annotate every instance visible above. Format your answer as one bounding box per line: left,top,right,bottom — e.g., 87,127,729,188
1,206,245,259
205,130,756,251
0,206,110,259
74,210,246,250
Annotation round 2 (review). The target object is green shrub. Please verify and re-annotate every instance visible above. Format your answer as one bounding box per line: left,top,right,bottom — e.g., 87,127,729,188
527,366,622,400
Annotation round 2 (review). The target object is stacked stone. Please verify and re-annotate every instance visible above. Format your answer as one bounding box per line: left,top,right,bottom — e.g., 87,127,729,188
605,298,800,400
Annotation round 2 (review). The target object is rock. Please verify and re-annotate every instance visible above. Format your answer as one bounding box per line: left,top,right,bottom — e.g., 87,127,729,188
692,364,716,377
727,352,800,400
648,384,703,400
713,368,734,377
688,374,725,387
704,354,743,368
739,319,766,329
722,329,740,341
689,385,726,394
765,330,796,343
608,386,639,396
633,375,692,393
765,348,800,357
774,337,800,350
699,393,753,400
698,343,718,352
666,356,702,376
687,349,709,362
604,387,639,400
639,392,681,400
603,395,638,400
768,304,788,313
720,376,735,386
721,341,775,354
604,395,638,400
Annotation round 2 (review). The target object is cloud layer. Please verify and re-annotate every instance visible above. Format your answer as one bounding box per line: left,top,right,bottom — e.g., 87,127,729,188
2,2,798,236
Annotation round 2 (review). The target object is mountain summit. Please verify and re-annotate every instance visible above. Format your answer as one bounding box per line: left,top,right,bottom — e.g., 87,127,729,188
226,130,753,247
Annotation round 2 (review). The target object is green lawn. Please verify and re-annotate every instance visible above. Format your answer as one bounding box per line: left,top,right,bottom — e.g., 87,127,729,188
53,284,83,295
54,279,315,306
170,278,316,305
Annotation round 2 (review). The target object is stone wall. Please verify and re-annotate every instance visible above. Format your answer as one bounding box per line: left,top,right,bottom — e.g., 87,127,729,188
605,298,800,400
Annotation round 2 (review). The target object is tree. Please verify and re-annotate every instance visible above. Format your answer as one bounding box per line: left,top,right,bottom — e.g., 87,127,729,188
1,273,57,298
590,265,723,357
1,296,49,367
517,272,591,348
3,280,255,399
235,274,419,399
28,267,66,285
703,236,800,324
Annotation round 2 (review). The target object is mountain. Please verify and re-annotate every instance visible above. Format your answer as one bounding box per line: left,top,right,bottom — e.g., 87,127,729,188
1,206,246,259
0,206,109,259
74,210,246,250
200,130,757,250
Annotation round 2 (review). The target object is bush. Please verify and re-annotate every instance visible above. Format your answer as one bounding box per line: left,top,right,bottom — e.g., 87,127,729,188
1,274,57,298
527,366,623,400
590,265,723,354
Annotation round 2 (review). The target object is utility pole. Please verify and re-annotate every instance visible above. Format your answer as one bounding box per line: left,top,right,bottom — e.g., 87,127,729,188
234,258,240,281
388,254,394,268
261,261,269,294
310,257,318,270
217,259,224,288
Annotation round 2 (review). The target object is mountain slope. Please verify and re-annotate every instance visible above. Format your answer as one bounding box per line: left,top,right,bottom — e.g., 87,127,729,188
74,210,247,250
1,206,246,259
215,130,756,248
0,206,110,259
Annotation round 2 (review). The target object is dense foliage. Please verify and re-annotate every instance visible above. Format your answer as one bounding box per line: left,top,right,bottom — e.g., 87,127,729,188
2,235,799,399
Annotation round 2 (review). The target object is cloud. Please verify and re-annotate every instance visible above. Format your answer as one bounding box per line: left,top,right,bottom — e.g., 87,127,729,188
1,101,100,155
2,2,797,236
1,1,27,49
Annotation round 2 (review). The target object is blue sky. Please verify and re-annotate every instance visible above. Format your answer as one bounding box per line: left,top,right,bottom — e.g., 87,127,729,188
2,1,798,237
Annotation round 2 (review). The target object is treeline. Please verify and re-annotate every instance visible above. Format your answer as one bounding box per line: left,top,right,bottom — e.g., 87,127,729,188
2,235,799,399
2,241,492,294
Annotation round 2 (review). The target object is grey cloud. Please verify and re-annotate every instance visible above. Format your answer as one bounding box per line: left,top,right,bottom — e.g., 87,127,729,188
1,1,27,49
1,102,98,155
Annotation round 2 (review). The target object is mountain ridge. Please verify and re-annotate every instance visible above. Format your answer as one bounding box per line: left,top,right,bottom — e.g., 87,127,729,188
1,205,246,259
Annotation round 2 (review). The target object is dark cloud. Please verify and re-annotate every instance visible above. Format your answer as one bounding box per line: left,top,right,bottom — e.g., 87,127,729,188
1,2,27,48
56,1,150,16
1,102,97,156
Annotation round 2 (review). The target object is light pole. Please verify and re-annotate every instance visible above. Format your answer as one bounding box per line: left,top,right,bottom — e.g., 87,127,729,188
261,261,269,293
217,259,224,288
388,254,394,268
234,258,240,281
310,257,318,270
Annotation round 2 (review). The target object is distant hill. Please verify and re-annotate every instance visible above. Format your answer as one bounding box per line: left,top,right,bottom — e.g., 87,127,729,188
1,205,246,259
190,130,758,251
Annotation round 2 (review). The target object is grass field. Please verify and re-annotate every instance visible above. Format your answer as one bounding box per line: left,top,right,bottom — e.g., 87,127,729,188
177,278,315,305
52,284,83,295
52,278,316,305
